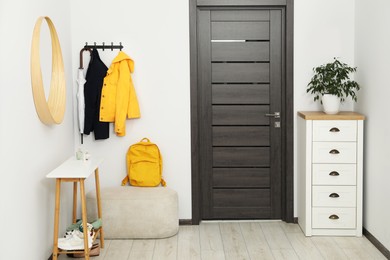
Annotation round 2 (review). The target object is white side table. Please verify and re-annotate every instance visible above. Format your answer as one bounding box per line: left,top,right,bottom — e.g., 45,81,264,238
46,156,104,259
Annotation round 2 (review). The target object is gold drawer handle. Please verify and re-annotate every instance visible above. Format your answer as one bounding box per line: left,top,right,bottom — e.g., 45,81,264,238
329,149,340,154
329,171,340,176
329,127,340,132
329,193,340,198
329,214,339,220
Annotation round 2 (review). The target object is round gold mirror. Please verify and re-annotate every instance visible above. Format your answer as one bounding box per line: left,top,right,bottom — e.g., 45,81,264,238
31,16,66,125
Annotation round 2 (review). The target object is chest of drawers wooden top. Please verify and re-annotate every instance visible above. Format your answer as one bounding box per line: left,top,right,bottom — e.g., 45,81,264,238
297,111,365,237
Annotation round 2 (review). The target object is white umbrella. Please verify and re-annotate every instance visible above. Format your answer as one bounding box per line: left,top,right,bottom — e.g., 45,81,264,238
77,69,86,143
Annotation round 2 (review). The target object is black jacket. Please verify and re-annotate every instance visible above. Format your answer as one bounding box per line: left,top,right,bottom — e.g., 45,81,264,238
84,49,109,140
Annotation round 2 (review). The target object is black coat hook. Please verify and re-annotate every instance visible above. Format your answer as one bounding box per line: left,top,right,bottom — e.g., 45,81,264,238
83,42,124,52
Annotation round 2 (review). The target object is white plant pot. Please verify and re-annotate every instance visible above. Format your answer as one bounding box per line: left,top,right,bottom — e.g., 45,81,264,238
322,94,340,114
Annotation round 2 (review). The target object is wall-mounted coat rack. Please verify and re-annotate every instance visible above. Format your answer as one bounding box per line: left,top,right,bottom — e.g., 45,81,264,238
78,42,124,144
79,42,123,69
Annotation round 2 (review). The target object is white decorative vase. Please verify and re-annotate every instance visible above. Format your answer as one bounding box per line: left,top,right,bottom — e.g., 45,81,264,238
322,94,340,114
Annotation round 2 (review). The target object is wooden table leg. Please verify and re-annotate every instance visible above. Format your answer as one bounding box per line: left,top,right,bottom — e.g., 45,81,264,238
52,178,61,260
94,168,104,248
80,178,90,260
73,182,78,223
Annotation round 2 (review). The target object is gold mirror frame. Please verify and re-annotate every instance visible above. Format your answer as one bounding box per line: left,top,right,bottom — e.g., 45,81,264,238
31,16,66,125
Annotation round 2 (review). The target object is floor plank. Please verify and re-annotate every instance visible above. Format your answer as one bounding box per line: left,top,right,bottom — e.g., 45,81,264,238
152,235,178,260
359,236,388,260
56,221,387,260
128,239,156,260
272,249,299,260
219,222,250,260
199,222,226,260
333,236,387,260
279,222,302,234
199,222,225,252
94,239,111,260
261,222,294,250
201,250,226,260
177,226,201,260
311,236,347,260
286,232,323,260
128,250,154,260
131,239,156,251
104,240,133,260
239,222,274,260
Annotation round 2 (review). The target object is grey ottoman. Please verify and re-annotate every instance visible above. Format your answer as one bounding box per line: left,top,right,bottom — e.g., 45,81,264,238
86,186,178,239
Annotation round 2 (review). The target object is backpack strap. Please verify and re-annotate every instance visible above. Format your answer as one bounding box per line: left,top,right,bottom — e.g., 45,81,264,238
121,175,129,186
158,148,166,187
122,144,133,186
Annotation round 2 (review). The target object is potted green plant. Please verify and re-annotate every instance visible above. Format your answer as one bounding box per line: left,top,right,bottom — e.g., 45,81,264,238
306,58,360,114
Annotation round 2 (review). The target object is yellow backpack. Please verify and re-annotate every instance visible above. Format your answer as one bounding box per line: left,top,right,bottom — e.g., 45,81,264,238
121,138,166,187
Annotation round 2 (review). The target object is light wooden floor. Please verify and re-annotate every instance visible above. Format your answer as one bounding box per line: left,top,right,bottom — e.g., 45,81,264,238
59,221,386,260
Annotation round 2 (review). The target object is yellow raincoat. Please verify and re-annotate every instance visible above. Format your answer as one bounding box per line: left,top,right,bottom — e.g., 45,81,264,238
99,51,140,136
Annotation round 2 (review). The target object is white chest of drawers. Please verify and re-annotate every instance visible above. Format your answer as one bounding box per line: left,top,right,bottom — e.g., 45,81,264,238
297,111,365,236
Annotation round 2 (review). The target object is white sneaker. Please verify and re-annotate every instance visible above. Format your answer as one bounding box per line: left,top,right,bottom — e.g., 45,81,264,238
58,229,93,250
64,229,79,239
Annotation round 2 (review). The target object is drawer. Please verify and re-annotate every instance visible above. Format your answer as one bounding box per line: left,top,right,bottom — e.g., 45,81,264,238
313,120,357,142
312,186,356,207
313,142,356,163
312,207,356,229
312,164,356,185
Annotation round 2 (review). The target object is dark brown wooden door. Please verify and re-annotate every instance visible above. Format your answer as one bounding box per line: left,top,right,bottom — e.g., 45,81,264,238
198,8,284,219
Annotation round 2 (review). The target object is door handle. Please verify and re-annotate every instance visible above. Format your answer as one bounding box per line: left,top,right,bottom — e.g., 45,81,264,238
265,112,280,118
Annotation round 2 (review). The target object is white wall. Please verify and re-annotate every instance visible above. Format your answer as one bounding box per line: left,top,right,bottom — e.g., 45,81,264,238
294,0,356,214
69,0,192,218
0,1,74,259
294,0,356,112
355,0,390,250
68,0,356,220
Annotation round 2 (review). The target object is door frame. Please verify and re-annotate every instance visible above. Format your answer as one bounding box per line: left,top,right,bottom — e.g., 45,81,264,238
189,0,294,224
